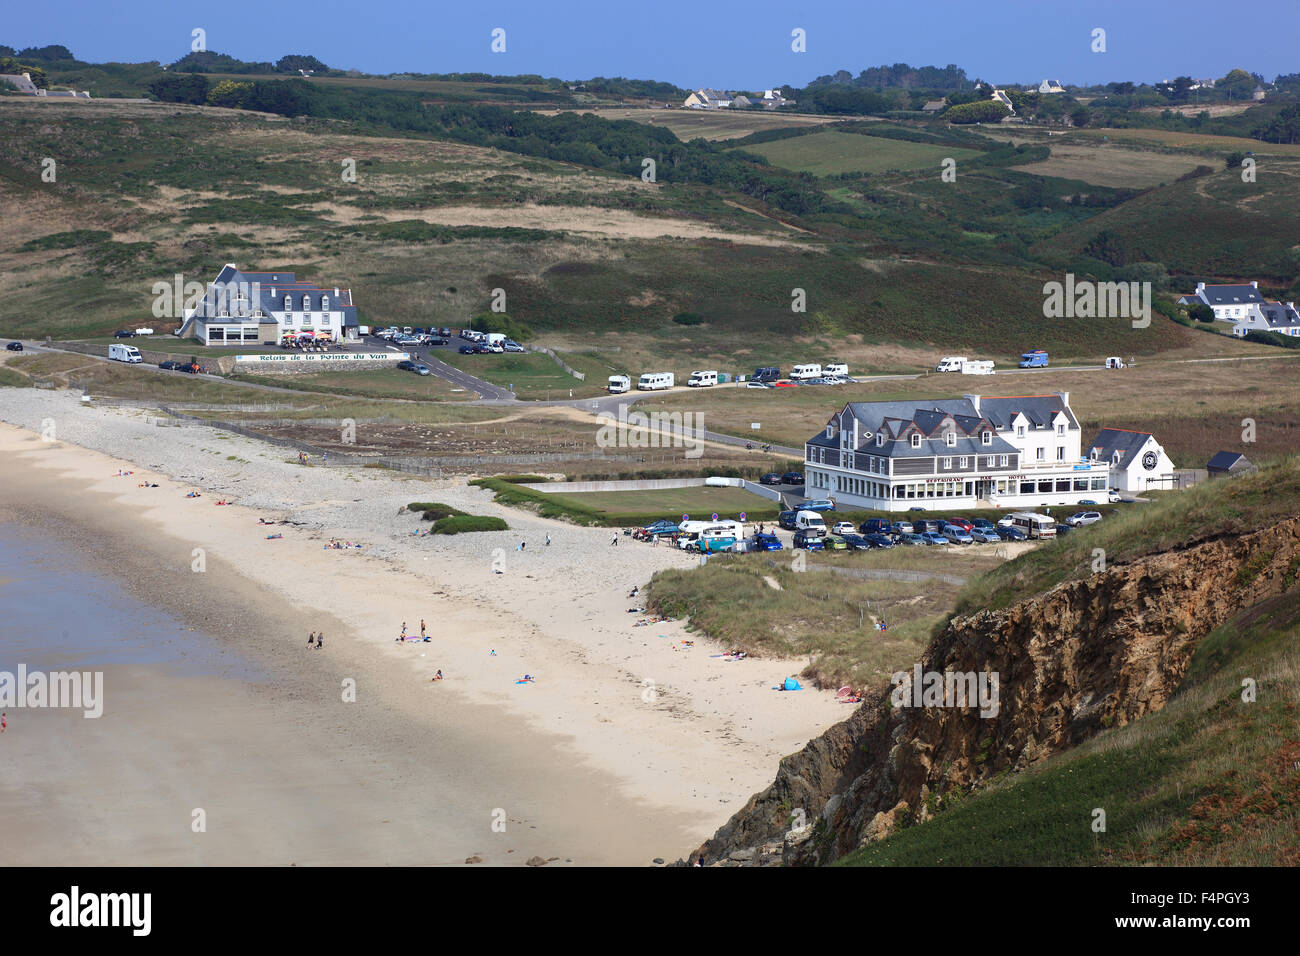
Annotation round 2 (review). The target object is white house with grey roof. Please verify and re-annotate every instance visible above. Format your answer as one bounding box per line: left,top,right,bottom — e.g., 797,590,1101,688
804,392,1111,512
684,88,732,109
1086,428,1175,493
1177,281,1299,337
177,264,359,346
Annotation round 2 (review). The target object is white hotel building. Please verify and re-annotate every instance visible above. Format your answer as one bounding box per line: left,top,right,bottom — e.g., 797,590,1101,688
803,392,1111,512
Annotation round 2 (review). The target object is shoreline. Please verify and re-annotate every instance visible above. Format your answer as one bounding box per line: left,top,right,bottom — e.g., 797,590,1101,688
0,393,847,864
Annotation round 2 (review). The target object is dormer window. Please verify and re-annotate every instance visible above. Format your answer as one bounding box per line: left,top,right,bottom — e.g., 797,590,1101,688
1016,425,1026,438
1090,448,1098,461
876,433,884,448
981,431,991,446
910,434,921,449
1113,451,1122,465
826,425,834,439
284,295,291,312
945,432,956,447
302,295,310,311
322,295,330,311
1057,423,1065,436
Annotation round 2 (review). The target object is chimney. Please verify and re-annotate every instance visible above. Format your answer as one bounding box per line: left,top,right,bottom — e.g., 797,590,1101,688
1058,391,1069,408
271,287,276,298
964,394,981,416
334,287,340,297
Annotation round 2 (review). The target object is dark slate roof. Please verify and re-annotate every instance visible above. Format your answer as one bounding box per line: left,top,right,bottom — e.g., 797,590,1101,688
808,399,1019,459
1086,427,1152,468
1207,450,1250,471
182,264,358,332
976,395,1077,430
1197,284,1264,306
1259,302,1300,329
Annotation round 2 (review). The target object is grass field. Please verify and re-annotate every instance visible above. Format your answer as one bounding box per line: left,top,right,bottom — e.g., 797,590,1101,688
1017,143,1218,188
739,129,983,176
551,485,774,519
436,350,607,399
575,107,839,142
239,367,474,402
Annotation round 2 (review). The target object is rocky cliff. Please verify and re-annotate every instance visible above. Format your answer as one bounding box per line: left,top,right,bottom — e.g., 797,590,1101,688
693,518,1300,865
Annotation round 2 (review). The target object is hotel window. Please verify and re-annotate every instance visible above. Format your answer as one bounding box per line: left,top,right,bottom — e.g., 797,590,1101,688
943,457,952,469
1056,447,1065,461
302,295,311,311
999,455,1008,467
911,434,921,449
284,295,292,311
982,431,991,446
958,457,968,469
945,432,956,447
1036,448,1045,461
1057,423,1065,436
826,425,833,438
876,433,884,447
322,295,330,311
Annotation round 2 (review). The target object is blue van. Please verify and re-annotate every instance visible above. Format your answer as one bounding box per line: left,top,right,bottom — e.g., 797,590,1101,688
1019,350,1049,368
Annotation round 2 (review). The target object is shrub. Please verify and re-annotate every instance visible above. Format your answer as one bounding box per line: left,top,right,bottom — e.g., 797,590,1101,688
672,312,704,326
407,501,467,520
941,100,1010,124
431,515,509,534
492,474,549,483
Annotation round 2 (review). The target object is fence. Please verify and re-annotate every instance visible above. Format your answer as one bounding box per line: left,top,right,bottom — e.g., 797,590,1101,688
530,346,586,381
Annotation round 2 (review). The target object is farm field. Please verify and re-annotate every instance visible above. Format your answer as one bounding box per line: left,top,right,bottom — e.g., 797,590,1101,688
582,107,840,141
739,129,982,176
1015,143,1219,188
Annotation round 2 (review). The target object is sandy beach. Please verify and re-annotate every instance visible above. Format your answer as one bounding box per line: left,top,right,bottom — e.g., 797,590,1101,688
0,391,846,865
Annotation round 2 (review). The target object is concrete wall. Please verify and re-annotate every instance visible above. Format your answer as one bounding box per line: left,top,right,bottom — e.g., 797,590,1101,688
532,477,709,494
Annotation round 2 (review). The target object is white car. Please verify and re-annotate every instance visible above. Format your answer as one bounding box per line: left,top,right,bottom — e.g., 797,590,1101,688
831,521,856,535
1108,490,1122,503
1066,511,1103,527
745,381,772,389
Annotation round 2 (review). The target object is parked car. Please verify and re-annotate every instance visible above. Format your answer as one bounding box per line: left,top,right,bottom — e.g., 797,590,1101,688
1108,490,1123,503
412,364,431,376
639,520,678,539
863,533,895,549
503,342,525,353
898,532,929,546
793,531,825,551
745,381,773,389
800,499,836,512
113,329,136,338
839,533,873,551
6,341,22,352
1055,524,1073,536
474,344,496,354
158,360,197,373
822,534,848,551
859,518,892,535
396,360,416,371
458,345,477,354
945,517,974,532
919,532,950,546
996,526,1027,541
778,510,799,531
1077,499,1098,506
941,525,974,544
969,529,1001,543
773,381,798,388
1066,511,1103,527
969,518,997,532
780,472,804,484
831,521,856,535
890,520,914,535
759,473,782,486
908,506,927,512
914,519,943,534
752,532,783,551
996,515,1016,528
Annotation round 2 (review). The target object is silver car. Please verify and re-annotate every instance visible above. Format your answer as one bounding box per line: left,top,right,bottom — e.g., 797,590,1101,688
941,524,974,544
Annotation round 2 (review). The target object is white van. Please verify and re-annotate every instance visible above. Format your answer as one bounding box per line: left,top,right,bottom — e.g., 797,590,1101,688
687,370,718,388
1010,512,1057,539
795,510,827,535
790,363,822,381
134,327,155,336
108,344,142,364
1105,356,1125,369
486,333,507,346
608,374,631,394
676,520,744,550
637,372,675,390
935,356,968,373
823,363,848,379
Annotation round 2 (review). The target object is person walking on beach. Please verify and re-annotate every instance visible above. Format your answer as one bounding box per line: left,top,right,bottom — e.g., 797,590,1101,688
545,534,551,547
308,631,316,648
611,534,619,547
400,622,407,642
316,633,323,650
420,619,427,640
1,711,6,733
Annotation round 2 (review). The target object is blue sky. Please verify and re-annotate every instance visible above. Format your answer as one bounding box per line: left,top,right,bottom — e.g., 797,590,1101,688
7,0,1298,89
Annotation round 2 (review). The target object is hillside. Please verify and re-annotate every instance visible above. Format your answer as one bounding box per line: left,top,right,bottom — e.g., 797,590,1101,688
691,459,1300,865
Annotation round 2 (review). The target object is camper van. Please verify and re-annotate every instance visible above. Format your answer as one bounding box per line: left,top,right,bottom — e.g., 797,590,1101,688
961,360,995,375
1019,350,1050,368
935,356,968,372
823,363,848,379
108,343,143,364
687,370,718,388
1009,512,1057,539
790,364,822,382
637,372,675,390
795,510,827,535
676,520,744,552
607,374,631,394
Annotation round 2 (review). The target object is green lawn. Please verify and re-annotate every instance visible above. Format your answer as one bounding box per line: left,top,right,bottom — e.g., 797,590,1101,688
437,349,606,399
739,130,982,176
554,485,775,519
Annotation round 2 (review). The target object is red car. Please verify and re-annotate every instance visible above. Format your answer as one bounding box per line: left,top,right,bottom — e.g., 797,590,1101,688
945,517,974,531
773,380,798,387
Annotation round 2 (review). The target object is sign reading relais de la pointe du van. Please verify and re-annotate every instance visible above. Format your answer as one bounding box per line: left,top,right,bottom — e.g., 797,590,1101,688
233,352,410,365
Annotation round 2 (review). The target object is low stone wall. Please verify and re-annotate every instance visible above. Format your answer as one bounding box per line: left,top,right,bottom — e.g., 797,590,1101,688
531,477,709,494
51,340,236,373
229,352,410,375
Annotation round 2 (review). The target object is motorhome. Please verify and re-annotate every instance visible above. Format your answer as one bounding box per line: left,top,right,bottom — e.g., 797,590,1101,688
961,360,995,375
1009,511,1057,539
676,520,744,552
108,343,143,363
1019,350,1050,368
935,356,968,372
637,372,675,390
790,363,823,382
687,369,718,387
823,363,848,379
608,374,631,394
795,510,827,535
